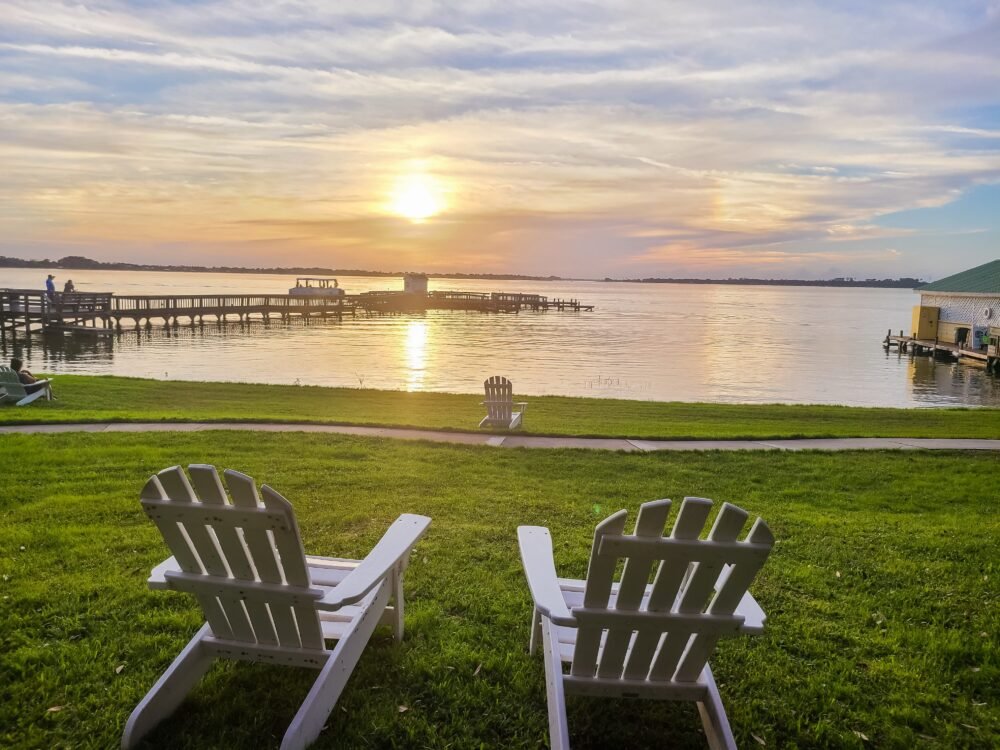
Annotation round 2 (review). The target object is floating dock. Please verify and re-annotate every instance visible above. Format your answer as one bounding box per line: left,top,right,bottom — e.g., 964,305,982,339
0,287,593,340
883,329,1000,375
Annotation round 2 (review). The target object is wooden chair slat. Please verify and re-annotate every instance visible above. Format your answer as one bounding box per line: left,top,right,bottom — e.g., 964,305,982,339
156,465,197,503
187,465,256,581
649,497,713,610
224,470,283,584
677,503,748,613
270,604,303,648
294,605,325,650
570,510,627,678
674,517,775,683
158,468,267,641
708,518,774,615
651,503,748,682
625,497,712,680
261,485,311,586
187,464,228,505
597,500,671,679
220,599,257,642
244,601,279,645
259,485,321,647
157,467,231,578
141,476,203,574
195,594,235,639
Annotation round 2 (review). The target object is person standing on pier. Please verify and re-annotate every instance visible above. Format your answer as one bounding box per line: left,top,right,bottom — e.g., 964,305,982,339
45,274,56,302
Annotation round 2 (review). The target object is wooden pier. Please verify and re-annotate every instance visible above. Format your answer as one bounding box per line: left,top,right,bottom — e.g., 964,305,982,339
884,329,1000,375
1,286,594,341
0,289,357,340
359,290,594,314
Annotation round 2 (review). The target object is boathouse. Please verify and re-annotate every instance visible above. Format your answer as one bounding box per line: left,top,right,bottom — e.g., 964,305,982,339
912,259,1000,348
403,273,429,295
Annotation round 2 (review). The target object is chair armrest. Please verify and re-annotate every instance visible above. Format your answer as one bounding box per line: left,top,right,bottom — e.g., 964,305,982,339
515,402,528,412
734,590,766,634
147,555,180,590
517,526,575,626
316,513,431,611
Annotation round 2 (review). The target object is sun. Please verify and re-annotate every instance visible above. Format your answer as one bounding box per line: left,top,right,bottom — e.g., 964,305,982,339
390,174,444,221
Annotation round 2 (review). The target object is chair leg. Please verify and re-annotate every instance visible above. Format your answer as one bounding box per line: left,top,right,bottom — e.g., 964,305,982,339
391,562,405,643
121,624,214,749
541,617,571,750
281,580,391,750
696,664,738,750
528,607,542,656
15,389,46,406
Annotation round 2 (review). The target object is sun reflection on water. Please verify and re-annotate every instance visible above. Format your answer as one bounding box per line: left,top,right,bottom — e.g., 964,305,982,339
404,319,428,390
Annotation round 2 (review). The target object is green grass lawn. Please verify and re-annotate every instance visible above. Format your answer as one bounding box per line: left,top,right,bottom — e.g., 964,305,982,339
0,431,996,749
3,374,1000,440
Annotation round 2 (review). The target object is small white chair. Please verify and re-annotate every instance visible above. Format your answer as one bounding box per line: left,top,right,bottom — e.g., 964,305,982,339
479,375,527,429
518,497,773,749
123,465,431,750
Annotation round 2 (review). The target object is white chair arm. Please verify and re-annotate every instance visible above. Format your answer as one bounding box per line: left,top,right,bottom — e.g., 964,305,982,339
734,590,766,634
517,526,576,626
316,513,431,611
147,555,180,589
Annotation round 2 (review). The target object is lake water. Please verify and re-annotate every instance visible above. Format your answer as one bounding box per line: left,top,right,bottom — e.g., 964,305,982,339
3,267,999,408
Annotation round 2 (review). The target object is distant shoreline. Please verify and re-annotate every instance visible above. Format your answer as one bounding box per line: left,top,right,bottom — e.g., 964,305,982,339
1,255,922,289
604,276,923,289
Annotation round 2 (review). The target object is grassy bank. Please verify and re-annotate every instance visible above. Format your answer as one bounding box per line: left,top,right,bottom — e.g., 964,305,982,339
3,374,1000,439
0,431,996,748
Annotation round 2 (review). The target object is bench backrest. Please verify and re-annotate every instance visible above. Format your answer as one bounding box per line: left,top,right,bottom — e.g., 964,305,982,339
140,465,325,651
0,367,28,400
570,497,773,684
483,376,514,422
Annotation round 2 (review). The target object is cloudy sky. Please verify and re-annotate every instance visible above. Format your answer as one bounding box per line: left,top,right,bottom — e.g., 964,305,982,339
1,1,998,279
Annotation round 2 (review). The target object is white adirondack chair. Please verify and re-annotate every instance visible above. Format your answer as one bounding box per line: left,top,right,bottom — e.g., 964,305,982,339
518,497,774,750
0,365,53,405
479,375,527,429
123,465,431,750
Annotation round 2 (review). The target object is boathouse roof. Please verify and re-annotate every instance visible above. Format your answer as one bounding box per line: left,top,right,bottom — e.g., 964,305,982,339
919,259,1000,295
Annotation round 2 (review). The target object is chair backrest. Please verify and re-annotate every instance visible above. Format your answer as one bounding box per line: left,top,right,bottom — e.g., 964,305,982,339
570,497,773,684
483,376,514,422
0,367,28,400
140,465,326,651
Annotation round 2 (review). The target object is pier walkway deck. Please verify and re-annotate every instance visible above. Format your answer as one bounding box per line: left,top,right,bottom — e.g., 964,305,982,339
2,421,999,452
883,329,1000,374
1,287,594,340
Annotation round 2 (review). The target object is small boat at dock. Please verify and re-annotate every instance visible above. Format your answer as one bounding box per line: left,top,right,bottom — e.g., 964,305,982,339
288,277,344,298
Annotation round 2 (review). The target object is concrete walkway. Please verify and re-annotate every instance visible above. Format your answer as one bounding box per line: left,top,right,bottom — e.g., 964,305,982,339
2,421,999,452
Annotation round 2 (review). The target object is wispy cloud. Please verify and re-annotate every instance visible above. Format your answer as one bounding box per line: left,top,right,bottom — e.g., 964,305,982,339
0,0,998,277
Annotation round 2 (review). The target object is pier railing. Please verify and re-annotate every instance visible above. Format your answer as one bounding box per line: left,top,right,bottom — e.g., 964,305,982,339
111,294,353,314
1,289,113,315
